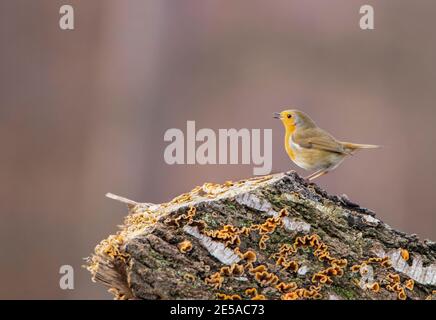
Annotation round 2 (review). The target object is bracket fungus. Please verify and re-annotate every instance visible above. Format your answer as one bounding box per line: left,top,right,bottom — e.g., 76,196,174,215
87,171,436,300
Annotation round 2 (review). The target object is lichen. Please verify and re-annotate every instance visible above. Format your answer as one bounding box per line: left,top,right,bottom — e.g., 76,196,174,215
89,171,435,300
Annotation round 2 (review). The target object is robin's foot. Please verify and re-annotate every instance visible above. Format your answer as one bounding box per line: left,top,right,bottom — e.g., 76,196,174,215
305,170,328,181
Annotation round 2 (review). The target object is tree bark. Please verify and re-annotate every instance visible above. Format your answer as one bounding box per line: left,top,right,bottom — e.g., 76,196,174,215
86,171,436,300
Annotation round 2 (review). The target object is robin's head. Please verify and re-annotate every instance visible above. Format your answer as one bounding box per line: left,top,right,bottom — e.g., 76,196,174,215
273,109,316,130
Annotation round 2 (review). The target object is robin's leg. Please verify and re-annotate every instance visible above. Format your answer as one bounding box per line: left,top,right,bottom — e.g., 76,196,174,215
305,169,324,180
307,170,328,181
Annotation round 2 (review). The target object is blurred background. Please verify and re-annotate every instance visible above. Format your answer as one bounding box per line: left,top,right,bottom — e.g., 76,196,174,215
1,0,435,299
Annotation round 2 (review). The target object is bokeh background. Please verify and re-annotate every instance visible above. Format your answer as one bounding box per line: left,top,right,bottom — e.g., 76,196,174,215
1,0,435,299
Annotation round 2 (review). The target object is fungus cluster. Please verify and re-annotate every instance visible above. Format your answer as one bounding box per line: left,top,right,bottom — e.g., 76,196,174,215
178,240,193,253
123,211,159,233
234,249,257,264
251,294,267,300
258,235,269,250
425,290,436,300
220,264,245,277
92,177,273,275
216,293,242,300
275,281,298,293
185,207,350,300
204,272,224,289
163,175,273,209
244,287,258,296
281,286,322,300
183,273,196,282
400,248,410,261
204,225,242,247
253,269,279,286
276,256,299,272
244,288,266,300
404,279,414,291
272,234,347,290
351,256,392,270
368,256,392,268
204,262,248,290
236,208,290,250
367,282,380,293
250,233,346,299
153,193,424,301
95,234,130,263
384,273,414,300
350,256,417,300
164,206,197,227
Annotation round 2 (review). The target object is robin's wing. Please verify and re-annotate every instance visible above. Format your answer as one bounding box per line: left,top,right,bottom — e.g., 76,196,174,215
293,128,350,155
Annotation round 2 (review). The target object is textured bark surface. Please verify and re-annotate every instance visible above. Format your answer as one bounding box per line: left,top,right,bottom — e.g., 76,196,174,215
87,171,436,300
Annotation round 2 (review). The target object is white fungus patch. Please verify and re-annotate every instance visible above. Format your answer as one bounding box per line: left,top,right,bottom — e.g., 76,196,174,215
358,264,375,290
183,225,241,265
283,218,311,233
234,277,248,282
235,193,311,233
362,215,379,226
297,265,309,276
235,193,275,214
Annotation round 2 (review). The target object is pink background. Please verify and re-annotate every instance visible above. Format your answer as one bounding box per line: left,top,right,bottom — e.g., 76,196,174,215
0,0,435,298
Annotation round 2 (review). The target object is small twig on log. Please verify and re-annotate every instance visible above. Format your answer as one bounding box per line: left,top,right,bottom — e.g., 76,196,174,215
106,192,155,210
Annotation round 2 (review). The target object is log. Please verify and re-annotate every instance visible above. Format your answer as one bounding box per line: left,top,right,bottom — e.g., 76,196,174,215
86,171,436,300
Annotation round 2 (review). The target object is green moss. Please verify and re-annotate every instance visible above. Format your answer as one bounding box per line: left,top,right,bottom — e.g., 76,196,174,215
331,285,356,300
147,249,172,267
201,213,220,229
269,233,284,244
264,193,289,209
238,219,252,228
226,203,237,211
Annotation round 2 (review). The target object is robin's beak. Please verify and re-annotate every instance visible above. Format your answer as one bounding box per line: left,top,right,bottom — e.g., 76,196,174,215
273,112,281,119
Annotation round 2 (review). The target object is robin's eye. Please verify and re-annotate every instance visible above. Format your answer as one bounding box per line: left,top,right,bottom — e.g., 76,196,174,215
287,114,292,119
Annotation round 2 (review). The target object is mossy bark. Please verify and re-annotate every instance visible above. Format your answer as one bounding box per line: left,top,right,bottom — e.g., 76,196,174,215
87,172,436,300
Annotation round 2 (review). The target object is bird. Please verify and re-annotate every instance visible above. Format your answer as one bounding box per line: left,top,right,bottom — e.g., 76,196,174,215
273,110,379,180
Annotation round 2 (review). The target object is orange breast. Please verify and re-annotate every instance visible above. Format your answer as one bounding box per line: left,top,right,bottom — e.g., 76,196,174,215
284,131,295,160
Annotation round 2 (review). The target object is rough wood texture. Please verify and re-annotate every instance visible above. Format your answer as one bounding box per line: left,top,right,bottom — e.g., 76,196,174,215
87,171,436,300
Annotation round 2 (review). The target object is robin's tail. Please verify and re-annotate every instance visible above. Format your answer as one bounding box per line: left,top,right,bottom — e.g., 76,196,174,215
340,142,380,153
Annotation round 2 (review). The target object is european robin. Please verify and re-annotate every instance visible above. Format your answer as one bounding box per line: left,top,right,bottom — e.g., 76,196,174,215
274,110,379,180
